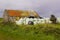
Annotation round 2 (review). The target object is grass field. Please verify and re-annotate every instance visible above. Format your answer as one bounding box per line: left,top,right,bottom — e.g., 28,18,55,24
0,18,60,40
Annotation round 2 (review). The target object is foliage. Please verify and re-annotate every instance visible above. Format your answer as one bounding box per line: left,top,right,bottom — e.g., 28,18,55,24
50,15,57,24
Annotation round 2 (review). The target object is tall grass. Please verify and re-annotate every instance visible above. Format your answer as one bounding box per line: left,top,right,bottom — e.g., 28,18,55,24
0,18,60,40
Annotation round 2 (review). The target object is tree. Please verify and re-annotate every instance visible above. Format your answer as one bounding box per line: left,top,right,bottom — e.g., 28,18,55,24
50,15,57,24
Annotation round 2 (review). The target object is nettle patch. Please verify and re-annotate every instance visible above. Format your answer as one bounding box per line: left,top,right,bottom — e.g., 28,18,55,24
15,18,52,25
15,18,60,25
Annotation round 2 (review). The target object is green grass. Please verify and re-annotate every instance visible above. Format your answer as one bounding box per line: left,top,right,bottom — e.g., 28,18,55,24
0,18,3,20
0,18,60,40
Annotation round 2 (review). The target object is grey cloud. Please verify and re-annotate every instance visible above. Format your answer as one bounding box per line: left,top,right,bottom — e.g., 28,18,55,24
0,0,60,17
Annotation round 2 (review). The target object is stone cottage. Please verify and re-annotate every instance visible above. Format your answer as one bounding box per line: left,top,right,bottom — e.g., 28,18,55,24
3,9,39,22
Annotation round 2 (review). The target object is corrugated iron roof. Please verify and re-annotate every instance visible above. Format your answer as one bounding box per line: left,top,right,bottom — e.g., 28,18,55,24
5,10,39,17
8,10,21,16
7,10,28,17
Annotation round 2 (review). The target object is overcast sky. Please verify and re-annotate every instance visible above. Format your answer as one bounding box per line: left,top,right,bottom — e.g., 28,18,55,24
0,0,60,18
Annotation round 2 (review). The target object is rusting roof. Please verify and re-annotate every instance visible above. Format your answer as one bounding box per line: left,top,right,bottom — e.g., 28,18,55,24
5,10,39,17
7,10,28,16
8,10,21,16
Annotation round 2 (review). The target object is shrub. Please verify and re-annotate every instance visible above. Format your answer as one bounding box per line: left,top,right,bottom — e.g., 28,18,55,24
50,15,57,24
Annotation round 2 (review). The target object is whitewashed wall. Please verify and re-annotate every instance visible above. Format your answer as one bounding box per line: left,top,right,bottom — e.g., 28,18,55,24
15,18,60,25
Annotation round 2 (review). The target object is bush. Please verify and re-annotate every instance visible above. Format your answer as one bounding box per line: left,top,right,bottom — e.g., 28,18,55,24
50,15,57,24
28,21,34,25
